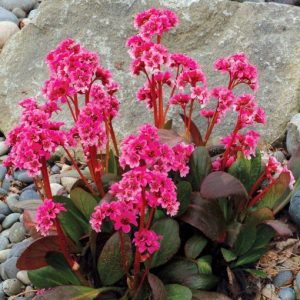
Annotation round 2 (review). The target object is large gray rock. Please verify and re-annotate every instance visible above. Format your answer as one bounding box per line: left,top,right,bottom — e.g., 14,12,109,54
0,0,300,143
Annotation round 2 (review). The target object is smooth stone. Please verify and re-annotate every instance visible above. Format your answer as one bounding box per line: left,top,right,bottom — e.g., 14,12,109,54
0,189,7,196
9,222,25,243
28,8,38,20
61,177,77,192
0,0,37,13
289,189,300,227
0,142,8,157
49,174,61,184
0,166,6,182
294,271,300,298
273,271,294,287
19,190,40,201
0,202,11,216
2,213,20,229
2,279,24,296
14,170,33,184
278,287,296,300
2,257,19,279
0,237,8,251
21,183,36,192
0,249,11,263
8,238,32,258
0,7,18,24
12,7,25,18
0,229,9,239
287,113,300,156
51,164,60,174
0,216,4,223
6,195,21,214
1,178,11,192
0,282,4,300
50,183,64,196
261,284,280,300
16,271,30,285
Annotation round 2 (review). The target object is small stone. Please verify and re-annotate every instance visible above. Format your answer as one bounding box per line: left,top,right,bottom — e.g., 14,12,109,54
278,287,296,300
24,285,34,298
1,178,11,192
16,270,30,285
289,190,300,228
19,190,40,201
50,183,64,196
0,142,8,157
6,194,22,213
261,284,280,300
0,249,11,263
2,257,19,279
12,7,26,18
0,229,9,239
9,222,26,243
51,164,60,174
22,184,36,192
0,202,11,216
273,271,294,287
61,164,72,172
49,174,61,184
2,279,24,296
2,213,21,229
0,0,37,13
0,236,9,251
287,114,300,156
0,21,19,48
0,189,7,196
0,7,18,24
8,238,32,258
61,177,77,192
0,215,5,223
14,170,33,184
0,166,6,182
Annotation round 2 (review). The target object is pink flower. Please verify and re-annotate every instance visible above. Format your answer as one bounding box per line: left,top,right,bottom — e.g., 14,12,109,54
177,69,206,88
36,199,66,236
214,53,258,91
170,53,199,70
170,93,191,107
133,229,162,260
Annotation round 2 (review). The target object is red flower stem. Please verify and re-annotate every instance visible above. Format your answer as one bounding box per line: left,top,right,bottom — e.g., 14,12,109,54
186,99,195,141
204,110,219,145
249,170,267,198
63,146,96,196
248,178,277,208
118,231,129,276
133,265,150,300
151,76,159,127
109,120,120,157
221,123,240,170
74,94,80,118
146,207,155,229
104,120,110,173
66,98,77,122
40,157,78,270
158,82,164,128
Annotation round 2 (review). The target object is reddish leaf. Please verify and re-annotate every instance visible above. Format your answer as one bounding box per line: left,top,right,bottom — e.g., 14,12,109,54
263,220,293,237
147,273,167,300
158,129,183,147
200,171,248,200
192,290,231,299
181,193,226,242
16,236,61,270
180,114,203,146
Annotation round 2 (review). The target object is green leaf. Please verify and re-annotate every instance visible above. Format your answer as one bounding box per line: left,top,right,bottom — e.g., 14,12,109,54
192,291,231,300
147,273,167,300
53,196,89,246
150,218,180,268
221,248,237,263
164,119,173,129
184,235,207,259
245,269,268,279
34,286,123,300
165,284,192,300
251,224,275,250
228,149,262,192
246,208,274,225
28,252,81,288
255,172,291,209
181,193,226,243
70,187,97,220
97,232,132,285
234,247,267,267
234,225,256,256
197,256,212,274
157,259,218,290
188,146,211,190
176,181,192,216
108,149,117,174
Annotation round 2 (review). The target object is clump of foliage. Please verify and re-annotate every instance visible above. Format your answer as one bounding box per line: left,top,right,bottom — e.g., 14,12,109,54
4,7,298,300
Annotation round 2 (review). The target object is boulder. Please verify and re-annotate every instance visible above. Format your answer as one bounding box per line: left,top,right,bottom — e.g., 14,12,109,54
0,0,300,144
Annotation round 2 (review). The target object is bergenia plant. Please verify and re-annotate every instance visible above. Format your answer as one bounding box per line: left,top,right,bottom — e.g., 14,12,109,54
3,7,298,300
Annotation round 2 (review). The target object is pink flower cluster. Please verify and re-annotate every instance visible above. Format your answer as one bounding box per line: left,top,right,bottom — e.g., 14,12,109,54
36,199,66,236
119,124,194,176
4,98,66,176
133,229,162,261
